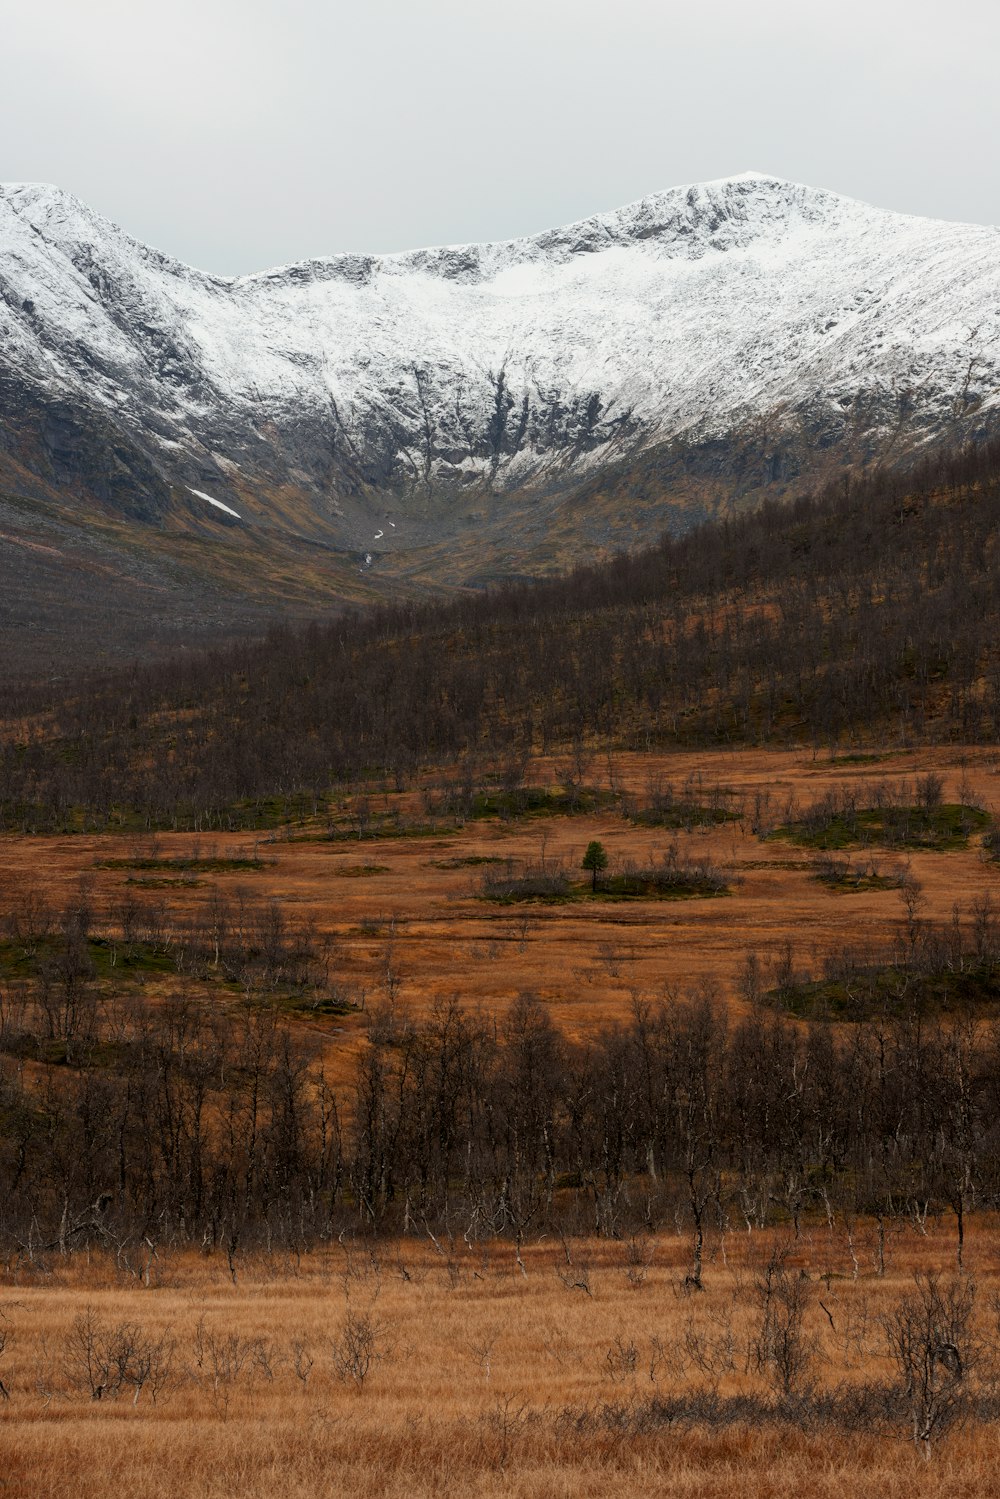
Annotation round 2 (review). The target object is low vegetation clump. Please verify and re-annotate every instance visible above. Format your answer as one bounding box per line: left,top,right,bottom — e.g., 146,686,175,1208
322,809,456,843
759,895,1000,1021
429,854,505,869
770,776,991,851
481,783,617,818
0,883,338,1018
626,774,739,830
479,848,728,903
478,860,573,903
767,961,1000,1022
95,852,269,874
810,854,908,892
594,855,728,900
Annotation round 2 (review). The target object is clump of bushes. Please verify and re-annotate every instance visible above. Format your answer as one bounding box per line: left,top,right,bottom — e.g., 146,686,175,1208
771,776,990,851
479,846,728,903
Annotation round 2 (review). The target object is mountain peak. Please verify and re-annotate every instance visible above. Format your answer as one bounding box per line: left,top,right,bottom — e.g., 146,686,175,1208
0,172,998,560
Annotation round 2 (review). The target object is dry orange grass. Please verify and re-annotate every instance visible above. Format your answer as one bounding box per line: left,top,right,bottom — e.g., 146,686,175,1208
3,1222,1000,1498
2,745,999,1074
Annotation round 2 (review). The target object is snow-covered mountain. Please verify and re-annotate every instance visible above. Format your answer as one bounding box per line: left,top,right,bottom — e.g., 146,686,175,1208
1,172,999,552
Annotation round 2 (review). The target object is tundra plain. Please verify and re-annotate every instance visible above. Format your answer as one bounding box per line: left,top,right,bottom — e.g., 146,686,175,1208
3,745,1000,1493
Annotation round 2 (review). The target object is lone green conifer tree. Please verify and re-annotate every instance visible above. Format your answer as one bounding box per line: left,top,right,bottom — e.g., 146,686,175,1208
582,840,609,892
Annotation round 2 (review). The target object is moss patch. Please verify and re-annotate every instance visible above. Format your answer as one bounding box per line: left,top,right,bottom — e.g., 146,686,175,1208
770,803,990,852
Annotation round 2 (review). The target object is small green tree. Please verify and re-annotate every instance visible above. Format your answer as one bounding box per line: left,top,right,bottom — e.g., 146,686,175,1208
582,840,609,892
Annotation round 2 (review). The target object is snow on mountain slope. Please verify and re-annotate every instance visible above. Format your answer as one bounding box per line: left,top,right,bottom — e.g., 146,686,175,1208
0,172,998,544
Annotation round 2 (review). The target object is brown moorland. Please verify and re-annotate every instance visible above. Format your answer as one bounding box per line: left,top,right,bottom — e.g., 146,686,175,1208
2,745,997,1061
4,1227,1000,1498
3,747,1000,1491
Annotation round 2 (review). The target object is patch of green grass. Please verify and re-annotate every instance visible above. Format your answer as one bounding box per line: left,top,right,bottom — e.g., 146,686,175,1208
768,963,1000,1021
86,937,177,977
11,792,337,836
589,872,729,901
430,855,505,869
0,1032,136,1068
741,859,808,870
321,820,457,843
331,864,390,878
813,871,903,894
0,936,177,982
825,752,889,765
770,803,990,852
466,785,618,820
480,870,728,905
221,793,329,829
96,856,269,872
629,803,736,829
810,856,906,893
280,995,362,1019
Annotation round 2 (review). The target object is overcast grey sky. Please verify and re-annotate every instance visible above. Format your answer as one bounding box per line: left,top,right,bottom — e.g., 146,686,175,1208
5,0,998,275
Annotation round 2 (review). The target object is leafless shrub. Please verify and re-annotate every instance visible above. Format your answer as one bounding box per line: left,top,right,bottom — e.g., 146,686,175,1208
750,1250,815,1399
480,860,570,902
0,1302,14,1400
331,1303,388,1390
814,852,852,883
605,1333,639,1383
190,1318,255,1419
882,1273,976,1458
916,772,945,812
540,1324,582,1369
622,1234,655,1289
291,1337,314,1390
647,1334,669,1385
555,1245,593,1298
597,941,624,977
64,1308,174,1405
481,1393,537,1472
681,1308,738,1393
251,1337,284,1382
467,1332,497,1381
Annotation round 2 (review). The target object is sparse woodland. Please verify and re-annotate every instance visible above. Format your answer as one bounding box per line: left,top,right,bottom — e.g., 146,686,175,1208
4,437,1000,832
3,879,1000,1263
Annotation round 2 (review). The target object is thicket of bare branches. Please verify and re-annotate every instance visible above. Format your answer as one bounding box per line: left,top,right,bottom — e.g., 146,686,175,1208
2,885,1000,1271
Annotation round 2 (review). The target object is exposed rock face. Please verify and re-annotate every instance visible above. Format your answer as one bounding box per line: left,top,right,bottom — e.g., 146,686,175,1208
1,172,999,552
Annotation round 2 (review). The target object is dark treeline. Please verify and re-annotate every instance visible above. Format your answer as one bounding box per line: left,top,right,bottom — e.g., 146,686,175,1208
4,892,1000,1272
6,435,1000,830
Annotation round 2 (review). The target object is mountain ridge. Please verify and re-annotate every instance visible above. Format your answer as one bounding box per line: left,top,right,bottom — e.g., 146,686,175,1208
1,172,999,601
0,170,879,279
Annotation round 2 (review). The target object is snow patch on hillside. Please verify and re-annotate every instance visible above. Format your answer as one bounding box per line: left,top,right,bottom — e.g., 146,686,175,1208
189,488,241,519
1,173,998,513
